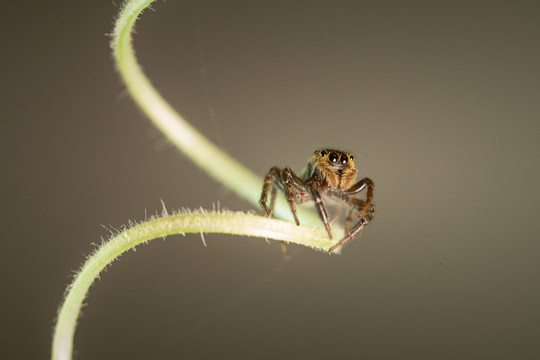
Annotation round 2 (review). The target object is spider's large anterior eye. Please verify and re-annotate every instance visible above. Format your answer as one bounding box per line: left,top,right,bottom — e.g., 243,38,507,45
340,154,348,164
329,152,339,163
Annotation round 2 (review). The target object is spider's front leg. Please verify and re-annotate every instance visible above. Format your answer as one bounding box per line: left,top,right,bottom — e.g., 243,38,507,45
305,178,333,240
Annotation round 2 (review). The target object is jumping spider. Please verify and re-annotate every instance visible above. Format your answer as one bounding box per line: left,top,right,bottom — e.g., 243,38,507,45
259,149,375,252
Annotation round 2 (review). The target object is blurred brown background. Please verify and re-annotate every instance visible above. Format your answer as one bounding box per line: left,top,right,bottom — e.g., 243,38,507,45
2,1,539,359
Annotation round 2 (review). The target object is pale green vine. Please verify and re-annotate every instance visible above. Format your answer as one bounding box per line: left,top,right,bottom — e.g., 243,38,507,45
51,1,336,359
52,210,331,360
112,0,320,224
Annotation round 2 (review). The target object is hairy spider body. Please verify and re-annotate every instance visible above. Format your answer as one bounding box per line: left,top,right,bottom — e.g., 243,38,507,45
259,149,375,252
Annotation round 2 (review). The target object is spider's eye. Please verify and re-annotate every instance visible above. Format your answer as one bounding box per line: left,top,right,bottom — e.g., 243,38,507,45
349,155,355,161
340,154,348,164
320,150,327,157
329,152,339,163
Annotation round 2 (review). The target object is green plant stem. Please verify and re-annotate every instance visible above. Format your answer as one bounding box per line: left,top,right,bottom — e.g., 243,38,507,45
112,0,319,225
52,211,332,360
52,1,338,360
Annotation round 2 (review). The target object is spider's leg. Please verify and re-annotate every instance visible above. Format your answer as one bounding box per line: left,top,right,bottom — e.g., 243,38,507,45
282,168,302,226
282,168,312,257
307,180,333,240
268,186,277,217
341,196,365,212
259,167,281,216
329,204,375,252
344,177,374,219
342,198,366,233
344,177,372,194
327,178,375,251
344,208,355,233
260,167,291,256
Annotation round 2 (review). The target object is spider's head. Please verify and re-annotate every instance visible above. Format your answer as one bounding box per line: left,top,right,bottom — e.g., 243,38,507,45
311,149,357,189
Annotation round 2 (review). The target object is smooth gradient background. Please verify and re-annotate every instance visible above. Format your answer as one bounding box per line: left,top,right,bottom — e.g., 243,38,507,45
2,1,539,359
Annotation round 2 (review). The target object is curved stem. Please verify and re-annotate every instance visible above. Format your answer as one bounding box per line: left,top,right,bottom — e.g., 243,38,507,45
51,1,339,360
111,0,319,225
52,211,332,360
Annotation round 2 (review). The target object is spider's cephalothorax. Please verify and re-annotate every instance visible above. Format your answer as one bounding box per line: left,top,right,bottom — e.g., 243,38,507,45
304,149,358,190
259,149,375,252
